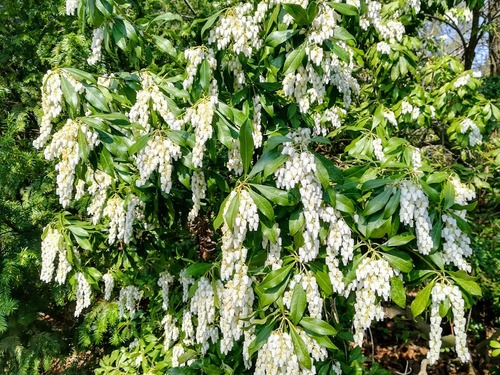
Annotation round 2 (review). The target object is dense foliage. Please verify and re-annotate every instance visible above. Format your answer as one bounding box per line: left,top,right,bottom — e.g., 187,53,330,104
1,0,499,373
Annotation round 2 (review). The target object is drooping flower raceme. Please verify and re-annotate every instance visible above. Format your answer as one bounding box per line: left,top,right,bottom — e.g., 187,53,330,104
87,28,104,66
75,272,92,317
351,257,396,346
427,282,470,364
399,180,433,255
188,171,207,222
118,285,142,318
103,272,114,301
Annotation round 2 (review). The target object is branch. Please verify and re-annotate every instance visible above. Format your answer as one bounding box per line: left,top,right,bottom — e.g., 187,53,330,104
426,14,468,58
183,0,197,16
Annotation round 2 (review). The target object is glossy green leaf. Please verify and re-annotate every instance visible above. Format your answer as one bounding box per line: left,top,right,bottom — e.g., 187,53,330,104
60,74,79,110
363,188,393,216
283,46,306,75
381,249,413,273
290,326,312,369
411,280,435,318
260,263,294,289
248,189,274,221
128,134,151,155
224,192,240,232
248,321,275,356
85,86,109,112
251,184,298,206
239,120,254,175
183,262,212,277
265,30,297,47
329,2,358,16
386,233,415,247
299,317,337,336
290,282,307,324
282,4,308,25
390,276,406,308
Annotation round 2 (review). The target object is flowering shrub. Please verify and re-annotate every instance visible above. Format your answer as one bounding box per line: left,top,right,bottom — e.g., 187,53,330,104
35,0,499,373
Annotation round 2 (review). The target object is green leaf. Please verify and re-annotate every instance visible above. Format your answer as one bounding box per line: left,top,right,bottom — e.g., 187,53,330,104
314,153,343,183
442,181,455,210
411,280,435,318
290,282,307,325
264,136,292,151
306,1,319,22
265,30,297,47
248,321,275,356
199,59,211,90
386,233,415,247
60,74,79,110
363,188,393,216
381,250,413,273
260,263,294,289
427,172,448,184
214,194,232,230
183,262,212,277
153,36,176,57
128,134,151,155
383,189,400,219
290,326,312,370
200,9,225,36
289,209,305,236
99,148,115,177
312,269,333,296
224,192,240,232
282,4,308,25
450,276,482,297
329,41,350,63
333,26,355,41
251,184,298,206
62,68,96,83
299,317,337,336
151,12,182,23
77,129,89,160
248,189,274,221
239,120,254,175
314,155,330,189
283,46,306,75
85,86,109,112
329,2,358,16
390,276,406,308
334,193,355,214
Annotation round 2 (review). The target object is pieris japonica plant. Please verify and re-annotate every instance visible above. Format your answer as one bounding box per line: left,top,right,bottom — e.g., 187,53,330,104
35,0,499,373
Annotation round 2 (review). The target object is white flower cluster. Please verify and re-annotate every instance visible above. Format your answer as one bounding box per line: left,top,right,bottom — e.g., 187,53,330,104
412,147,422,171
428,282,470,364
226,139,244,175
183,47,217,90
220,263,254,354
351,257,396,346
401,100,420,120
262,227,283,270
321,206,354,294
222,57,246,91
460,118,482,146
171,343,194,367
190,277,220,354
161,314,179,350
40,226,71,284
275,129,322,263
308,3,337,46
118,285,142,318
284,49,358,112
252,95,263,148
158,272,174,310
208,3,262,58
34,71,63,149
87,28,104,66
383,108,398,126
180,269,194,303
184,100,214,168
298,327,328,365
188,171,207,222
283,271,323,319
66,0,79,15
220,190,259,280
400,181,433,255
44,119,99,207
129,73,179,133
103,272,114,301
454,74,471,88
97,73,115,88
75,272,92,317
181,310,195,345
361,1,406,43
87,169,113,224
312,107,343,136
441,178,475,271
255,330,306,375
376,41,391,55
103,194,143,245
134,134,182,193
373,137,385,162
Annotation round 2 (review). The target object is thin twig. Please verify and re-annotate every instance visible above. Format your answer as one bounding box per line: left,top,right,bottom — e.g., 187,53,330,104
183,0,197,16
368,326,375,361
